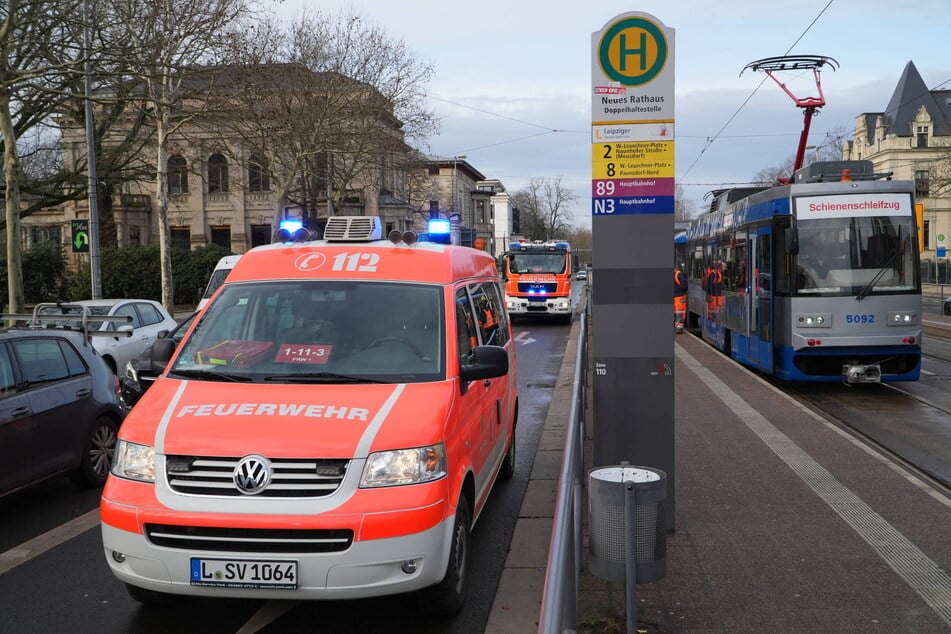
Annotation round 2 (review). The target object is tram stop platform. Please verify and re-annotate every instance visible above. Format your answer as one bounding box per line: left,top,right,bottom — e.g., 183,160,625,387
487,308,951,633
577,328,951,632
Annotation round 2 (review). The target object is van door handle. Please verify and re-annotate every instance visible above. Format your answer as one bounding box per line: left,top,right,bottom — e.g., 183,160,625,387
12,406,31,417
75,388,91,398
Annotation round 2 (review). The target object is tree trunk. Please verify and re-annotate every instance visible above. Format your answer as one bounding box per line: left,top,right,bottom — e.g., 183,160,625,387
155,114,174,314
0,91,25,313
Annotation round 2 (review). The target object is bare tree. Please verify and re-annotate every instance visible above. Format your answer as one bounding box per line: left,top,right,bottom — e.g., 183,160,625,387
674,183,696,221
511,176,576,241
0,0,89,311
751,124,853,186
98,0,253,313
221,9,438,228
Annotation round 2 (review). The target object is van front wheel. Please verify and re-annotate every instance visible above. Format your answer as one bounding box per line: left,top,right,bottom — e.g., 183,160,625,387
419,495,471,616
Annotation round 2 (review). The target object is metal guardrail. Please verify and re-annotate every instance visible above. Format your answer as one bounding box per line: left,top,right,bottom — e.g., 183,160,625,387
538,308,588,633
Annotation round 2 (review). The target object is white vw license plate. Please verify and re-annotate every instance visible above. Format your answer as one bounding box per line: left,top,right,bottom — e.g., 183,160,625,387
190,558,298,589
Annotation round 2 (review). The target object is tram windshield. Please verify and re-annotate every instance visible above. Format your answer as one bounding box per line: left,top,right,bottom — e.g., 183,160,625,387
794,216,917,295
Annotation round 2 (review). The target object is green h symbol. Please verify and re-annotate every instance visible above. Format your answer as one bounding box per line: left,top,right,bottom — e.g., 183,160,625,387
618,32,647,71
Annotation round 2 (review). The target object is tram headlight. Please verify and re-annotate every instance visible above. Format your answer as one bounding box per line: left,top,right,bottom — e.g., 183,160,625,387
886,310,918,326
796,313,831,328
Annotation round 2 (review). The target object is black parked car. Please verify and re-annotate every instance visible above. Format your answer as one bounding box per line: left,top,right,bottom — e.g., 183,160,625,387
0,327,125,498
121,312,195,408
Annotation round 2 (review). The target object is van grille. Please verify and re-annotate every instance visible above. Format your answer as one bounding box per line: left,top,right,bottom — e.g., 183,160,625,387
165,455,349,498
145,524,353,553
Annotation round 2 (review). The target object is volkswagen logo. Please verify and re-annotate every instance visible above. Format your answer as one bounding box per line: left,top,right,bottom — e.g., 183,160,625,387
234,455,272,495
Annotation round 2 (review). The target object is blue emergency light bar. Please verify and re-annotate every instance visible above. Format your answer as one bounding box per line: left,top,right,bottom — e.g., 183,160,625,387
279,218,303,233
427,218,451,244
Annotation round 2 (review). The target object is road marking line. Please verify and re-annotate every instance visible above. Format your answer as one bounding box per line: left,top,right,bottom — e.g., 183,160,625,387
0,509,99,576
236,600,301,633
677,344,951,627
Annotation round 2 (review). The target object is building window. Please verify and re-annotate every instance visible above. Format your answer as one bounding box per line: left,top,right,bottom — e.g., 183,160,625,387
129,226,141,244
916,125,929,148
29,225,62,246
923,219,930,250
915,169,930,197
208,153,229,193
210,226,231,249
248,154,270,192
170,227,191,250
168,155,188,194
250,224,271,248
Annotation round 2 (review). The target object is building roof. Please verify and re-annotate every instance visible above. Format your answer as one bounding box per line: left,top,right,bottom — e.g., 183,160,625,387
882,60,951,137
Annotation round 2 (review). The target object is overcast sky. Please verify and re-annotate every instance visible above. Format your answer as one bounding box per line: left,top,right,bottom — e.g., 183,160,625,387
273,0,951,229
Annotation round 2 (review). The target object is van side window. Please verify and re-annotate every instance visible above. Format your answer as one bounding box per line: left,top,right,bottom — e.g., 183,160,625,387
455,288,478,364
469,282,507,346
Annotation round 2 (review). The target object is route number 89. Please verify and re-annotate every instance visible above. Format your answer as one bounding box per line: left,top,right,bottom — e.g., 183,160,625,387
594,181,615,196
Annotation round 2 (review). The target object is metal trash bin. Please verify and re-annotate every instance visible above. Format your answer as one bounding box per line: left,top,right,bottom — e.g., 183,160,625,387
588,465,666,583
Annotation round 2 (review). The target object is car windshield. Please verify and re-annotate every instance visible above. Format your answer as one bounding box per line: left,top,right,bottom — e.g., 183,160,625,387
202,268,231,301
794,216,918,296
171,280,445,383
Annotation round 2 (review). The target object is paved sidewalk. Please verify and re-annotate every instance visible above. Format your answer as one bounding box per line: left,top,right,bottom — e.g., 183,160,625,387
487,304,951,632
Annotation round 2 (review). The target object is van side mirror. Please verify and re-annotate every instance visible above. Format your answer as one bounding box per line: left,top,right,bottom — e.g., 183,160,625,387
460,345,508,385
151,337,178,374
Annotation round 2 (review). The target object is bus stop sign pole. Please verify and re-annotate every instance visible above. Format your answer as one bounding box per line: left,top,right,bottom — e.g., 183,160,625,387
590,12,676,530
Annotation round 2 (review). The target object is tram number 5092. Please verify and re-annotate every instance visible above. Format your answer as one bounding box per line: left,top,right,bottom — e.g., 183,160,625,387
845,314,875,324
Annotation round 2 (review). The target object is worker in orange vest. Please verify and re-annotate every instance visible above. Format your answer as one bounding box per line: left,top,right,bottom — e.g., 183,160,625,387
704,260,724,317
674,265,687,333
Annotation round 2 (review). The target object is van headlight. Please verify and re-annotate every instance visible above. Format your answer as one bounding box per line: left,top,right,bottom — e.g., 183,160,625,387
360,444,447,487
124,361,139,383
112,439,156,482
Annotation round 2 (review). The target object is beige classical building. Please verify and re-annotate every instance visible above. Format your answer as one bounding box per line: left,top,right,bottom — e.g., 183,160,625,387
20,64,515,265
843,60,951,260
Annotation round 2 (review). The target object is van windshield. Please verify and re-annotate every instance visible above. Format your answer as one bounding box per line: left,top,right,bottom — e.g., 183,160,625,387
172,280,445,383
201,268,232,301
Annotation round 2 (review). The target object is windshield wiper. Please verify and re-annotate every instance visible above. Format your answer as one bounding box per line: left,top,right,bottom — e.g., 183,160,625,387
855,229,904,301
171,368,252,382
263,372,388,384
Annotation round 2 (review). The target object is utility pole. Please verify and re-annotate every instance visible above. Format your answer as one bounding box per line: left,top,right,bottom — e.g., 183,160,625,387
83,0,103,299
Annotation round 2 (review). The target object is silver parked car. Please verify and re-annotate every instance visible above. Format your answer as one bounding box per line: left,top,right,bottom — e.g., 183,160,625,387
42,300,179,374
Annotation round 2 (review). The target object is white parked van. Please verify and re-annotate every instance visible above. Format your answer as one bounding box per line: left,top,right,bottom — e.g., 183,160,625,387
197,255,240,310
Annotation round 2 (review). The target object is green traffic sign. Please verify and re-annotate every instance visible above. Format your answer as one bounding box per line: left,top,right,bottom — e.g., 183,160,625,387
71,220,90,253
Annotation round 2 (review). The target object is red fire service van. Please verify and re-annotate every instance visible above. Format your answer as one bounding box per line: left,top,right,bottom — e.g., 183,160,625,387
100,216,518,615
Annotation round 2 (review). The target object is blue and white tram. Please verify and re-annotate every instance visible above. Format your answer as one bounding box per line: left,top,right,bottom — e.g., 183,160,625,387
684,160,921,383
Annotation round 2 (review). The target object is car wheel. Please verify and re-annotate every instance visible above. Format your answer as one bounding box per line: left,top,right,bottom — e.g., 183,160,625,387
500,428,516,480
125,583,180,605
419,494,471,616
72,416,118,486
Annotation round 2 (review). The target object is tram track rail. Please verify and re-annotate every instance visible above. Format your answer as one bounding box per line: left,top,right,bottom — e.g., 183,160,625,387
789,384,951,500
683,326,951,500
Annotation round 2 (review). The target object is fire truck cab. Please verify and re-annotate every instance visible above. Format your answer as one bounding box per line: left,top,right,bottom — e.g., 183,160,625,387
100,217,518,615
